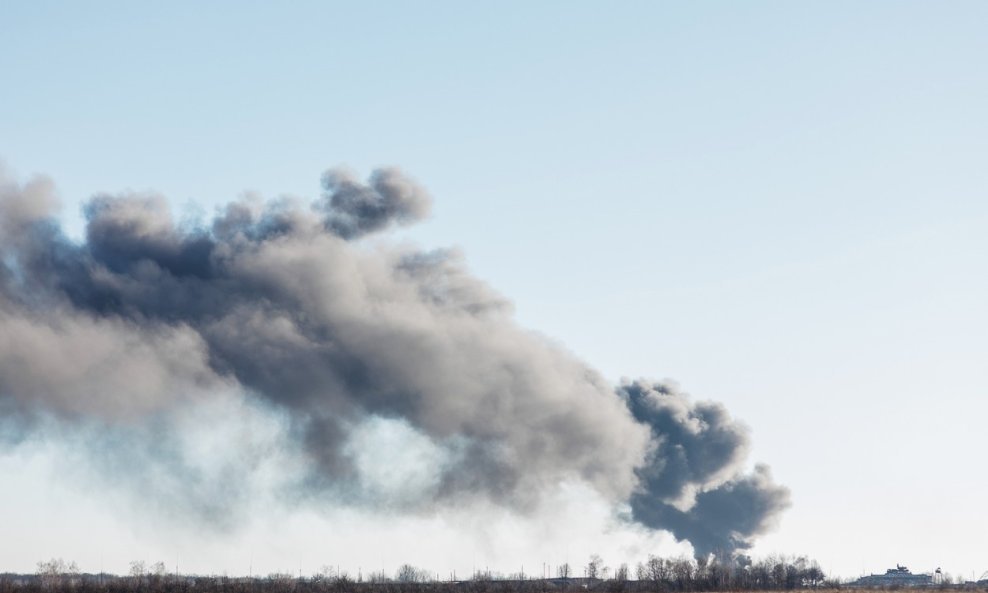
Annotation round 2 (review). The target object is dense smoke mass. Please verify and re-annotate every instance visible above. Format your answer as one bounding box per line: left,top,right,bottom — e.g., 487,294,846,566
0,167,790,557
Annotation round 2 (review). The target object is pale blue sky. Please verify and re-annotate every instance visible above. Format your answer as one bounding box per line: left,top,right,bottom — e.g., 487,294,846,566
2,0,987,580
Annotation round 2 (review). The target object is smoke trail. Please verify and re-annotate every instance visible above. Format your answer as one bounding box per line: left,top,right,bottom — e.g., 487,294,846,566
0,166,789,557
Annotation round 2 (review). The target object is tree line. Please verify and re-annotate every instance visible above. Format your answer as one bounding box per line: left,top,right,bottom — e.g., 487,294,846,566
0,554,839,593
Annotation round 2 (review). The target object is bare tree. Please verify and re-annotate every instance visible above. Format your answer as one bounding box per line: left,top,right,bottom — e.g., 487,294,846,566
37,558,76,590
130,560,147,589
365,570,391,584
586,555,603,580
615,564,629,582
672,557,694,590
635,562,648,582
557,563,570,579
333,571,354,593
396,564,427,583
644,555,667,582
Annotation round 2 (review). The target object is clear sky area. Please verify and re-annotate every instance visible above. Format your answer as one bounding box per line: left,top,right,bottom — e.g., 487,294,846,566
1,0,987,582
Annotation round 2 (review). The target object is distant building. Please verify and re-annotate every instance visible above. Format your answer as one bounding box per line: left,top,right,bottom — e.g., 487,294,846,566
850,565,933,587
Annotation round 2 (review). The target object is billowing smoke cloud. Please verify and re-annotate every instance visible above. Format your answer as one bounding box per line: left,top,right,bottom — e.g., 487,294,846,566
0,166,789,557
321,167,431,239
621,380,791,558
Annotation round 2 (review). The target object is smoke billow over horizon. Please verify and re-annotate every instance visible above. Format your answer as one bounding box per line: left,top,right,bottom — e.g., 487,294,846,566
0,166,790,558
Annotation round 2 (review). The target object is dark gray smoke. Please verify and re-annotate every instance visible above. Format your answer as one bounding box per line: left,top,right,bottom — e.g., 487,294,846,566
621,380,791,558
0,166,789,557
320,167,431,239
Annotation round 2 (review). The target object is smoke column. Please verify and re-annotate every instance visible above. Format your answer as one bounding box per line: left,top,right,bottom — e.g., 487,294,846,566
0,166,790,558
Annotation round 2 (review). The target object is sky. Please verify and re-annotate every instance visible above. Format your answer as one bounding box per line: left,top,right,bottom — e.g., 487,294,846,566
2,0,988,582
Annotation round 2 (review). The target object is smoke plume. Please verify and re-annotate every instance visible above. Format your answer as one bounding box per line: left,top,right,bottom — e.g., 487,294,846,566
0,166,789,558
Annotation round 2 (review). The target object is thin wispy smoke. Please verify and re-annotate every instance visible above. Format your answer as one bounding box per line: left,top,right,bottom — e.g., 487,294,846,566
0,166,789,557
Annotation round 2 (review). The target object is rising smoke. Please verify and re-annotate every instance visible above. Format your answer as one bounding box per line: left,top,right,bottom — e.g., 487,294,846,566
0,166,789,558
